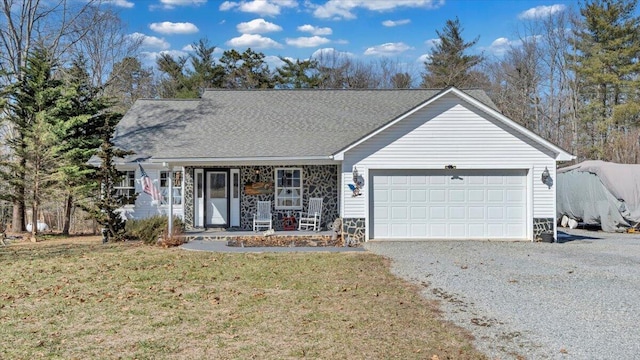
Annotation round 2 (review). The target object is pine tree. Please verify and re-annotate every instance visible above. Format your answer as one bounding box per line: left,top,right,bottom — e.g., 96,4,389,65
569,0,640,160
274,57,320,89
85,111,132,241
421,17,483,88
55,56,110,235
1,47,64,237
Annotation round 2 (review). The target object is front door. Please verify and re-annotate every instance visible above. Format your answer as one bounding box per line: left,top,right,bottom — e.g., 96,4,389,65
206,171,228,227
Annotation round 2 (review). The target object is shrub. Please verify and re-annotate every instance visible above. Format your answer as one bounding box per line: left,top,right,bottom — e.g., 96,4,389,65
125,215,184,245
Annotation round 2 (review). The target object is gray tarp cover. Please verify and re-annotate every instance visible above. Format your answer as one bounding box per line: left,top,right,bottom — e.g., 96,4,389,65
557,160,640,231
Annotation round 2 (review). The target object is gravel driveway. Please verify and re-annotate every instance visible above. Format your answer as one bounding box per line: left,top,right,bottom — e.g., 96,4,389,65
364,229,640,359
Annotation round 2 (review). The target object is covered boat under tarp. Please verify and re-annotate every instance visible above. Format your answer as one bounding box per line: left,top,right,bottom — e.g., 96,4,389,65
557,160,640,232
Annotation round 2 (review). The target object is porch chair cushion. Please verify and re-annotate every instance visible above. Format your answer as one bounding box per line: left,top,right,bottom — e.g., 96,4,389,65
298,197,323,231
253,201,273,231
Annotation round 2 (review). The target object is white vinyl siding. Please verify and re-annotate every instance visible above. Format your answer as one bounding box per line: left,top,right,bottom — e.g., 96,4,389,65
117,166,184,221
342,94,557,222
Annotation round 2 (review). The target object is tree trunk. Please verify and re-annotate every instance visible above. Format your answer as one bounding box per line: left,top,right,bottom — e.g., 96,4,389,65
12,200,24,233
62,194,73,235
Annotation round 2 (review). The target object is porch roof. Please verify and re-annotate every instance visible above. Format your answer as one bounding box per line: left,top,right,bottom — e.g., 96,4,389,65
112,89,497,163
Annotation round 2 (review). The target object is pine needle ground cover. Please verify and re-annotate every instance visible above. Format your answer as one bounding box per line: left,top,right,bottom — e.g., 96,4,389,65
0,237,484,359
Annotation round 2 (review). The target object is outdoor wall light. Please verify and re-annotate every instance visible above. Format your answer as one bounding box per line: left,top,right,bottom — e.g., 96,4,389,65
541,166,553,189
255,169,260,183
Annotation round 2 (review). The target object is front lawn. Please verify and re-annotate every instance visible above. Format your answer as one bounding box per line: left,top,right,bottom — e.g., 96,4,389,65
0,237,484,359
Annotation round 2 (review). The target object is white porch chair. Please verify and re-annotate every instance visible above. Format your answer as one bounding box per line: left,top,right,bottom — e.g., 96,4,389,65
253,201,273,231
298,197,323,231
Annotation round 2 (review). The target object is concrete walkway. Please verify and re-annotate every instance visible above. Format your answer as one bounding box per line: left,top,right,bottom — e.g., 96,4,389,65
181,239,365,253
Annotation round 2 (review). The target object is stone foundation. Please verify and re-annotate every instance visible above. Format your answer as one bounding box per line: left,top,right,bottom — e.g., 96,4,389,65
534,217,555,240
342,218,366,245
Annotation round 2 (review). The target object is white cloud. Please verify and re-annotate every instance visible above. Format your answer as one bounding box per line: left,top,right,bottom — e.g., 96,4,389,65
382,19,410,27
313,0,443,20
226,33,282,49
297,24,332,36
518,4,566,20
103,0,134,8
150,22,199,34
483,37,523,56
182,44,195,52
158,0,207,9
219,1,236,11
417,53,431,63
219,0,297,16
311,47,355,60
285,36,330,48
237,18,282,34
128,32,170,50
364,42,412,56
424,38,440,49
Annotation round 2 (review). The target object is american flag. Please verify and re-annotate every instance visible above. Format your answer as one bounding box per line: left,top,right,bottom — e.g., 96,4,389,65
138,163,161,202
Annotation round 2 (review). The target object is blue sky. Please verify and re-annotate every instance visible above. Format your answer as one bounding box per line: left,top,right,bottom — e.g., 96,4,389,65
107,0,581,70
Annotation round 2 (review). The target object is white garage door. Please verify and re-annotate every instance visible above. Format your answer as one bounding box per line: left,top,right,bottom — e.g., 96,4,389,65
371,169,527,239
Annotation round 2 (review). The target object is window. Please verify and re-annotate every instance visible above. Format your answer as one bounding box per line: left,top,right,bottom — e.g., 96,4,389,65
160,171,183,205
115,171,136,205
275,168,302,209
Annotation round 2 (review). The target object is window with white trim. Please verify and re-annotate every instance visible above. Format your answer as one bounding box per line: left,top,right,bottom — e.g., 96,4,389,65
160,171,183,205
115,171,136,205
275,168,302,209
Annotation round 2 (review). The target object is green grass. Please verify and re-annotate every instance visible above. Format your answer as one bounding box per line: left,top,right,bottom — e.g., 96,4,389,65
0,237,485,359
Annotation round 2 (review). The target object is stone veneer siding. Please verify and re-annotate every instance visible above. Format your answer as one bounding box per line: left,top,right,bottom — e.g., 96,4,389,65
183,167,195,230
342,218,366,245
533,217,555,240
240,165,339,231
184,165,339,231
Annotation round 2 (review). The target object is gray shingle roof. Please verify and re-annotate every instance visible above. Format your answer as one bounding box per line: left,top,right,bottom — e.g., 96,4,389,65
112,88,497,161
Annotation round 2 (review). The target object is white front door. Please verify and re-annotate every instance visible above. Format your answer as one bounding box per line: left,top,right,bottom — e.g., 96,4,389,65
371,169,527,239
206,171,227,226
230,169,240,227
194,169,204,227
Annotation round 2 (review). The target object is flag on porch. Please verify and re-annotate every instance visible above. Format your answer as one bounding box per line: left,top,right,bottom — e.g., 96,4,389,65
138,163,161,202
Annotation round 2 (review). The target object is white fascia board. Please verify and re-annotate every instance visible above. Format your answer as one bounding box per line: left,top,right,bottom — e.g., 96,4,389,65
333,87,575,162
148,155,338,166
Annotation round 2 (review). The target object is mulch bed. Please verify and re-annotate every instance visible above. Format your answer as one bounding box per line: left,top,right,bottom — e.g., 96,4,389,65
226,235,343,247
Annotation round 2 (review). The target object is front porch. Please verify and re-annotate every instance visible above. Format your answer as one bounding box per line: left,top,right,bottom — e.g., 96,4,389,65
183,164,339,231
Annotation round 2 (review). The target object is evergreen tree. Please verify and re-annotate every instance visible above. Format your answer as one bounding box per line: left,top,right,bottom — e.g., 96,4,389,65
273,57,320,89
219,48,274,89
85,111,132,241
189,38,225,90
156,53,196,98
569,0,640,160
1,47,64,237
421,17,483,88
55,56,111,235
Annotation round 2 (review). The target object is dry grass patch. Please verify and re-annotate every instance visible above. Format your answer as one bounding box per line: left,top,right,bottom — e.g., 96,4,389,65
0,236,485,359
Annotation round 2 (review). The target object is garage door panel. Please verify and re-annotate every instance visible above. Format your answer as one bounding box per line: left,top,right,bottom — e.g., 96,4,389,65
410,189,427,202
468,206,485,219
372,170,527,239
449,189,465,202
430,189,446,202
487,189,504,202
